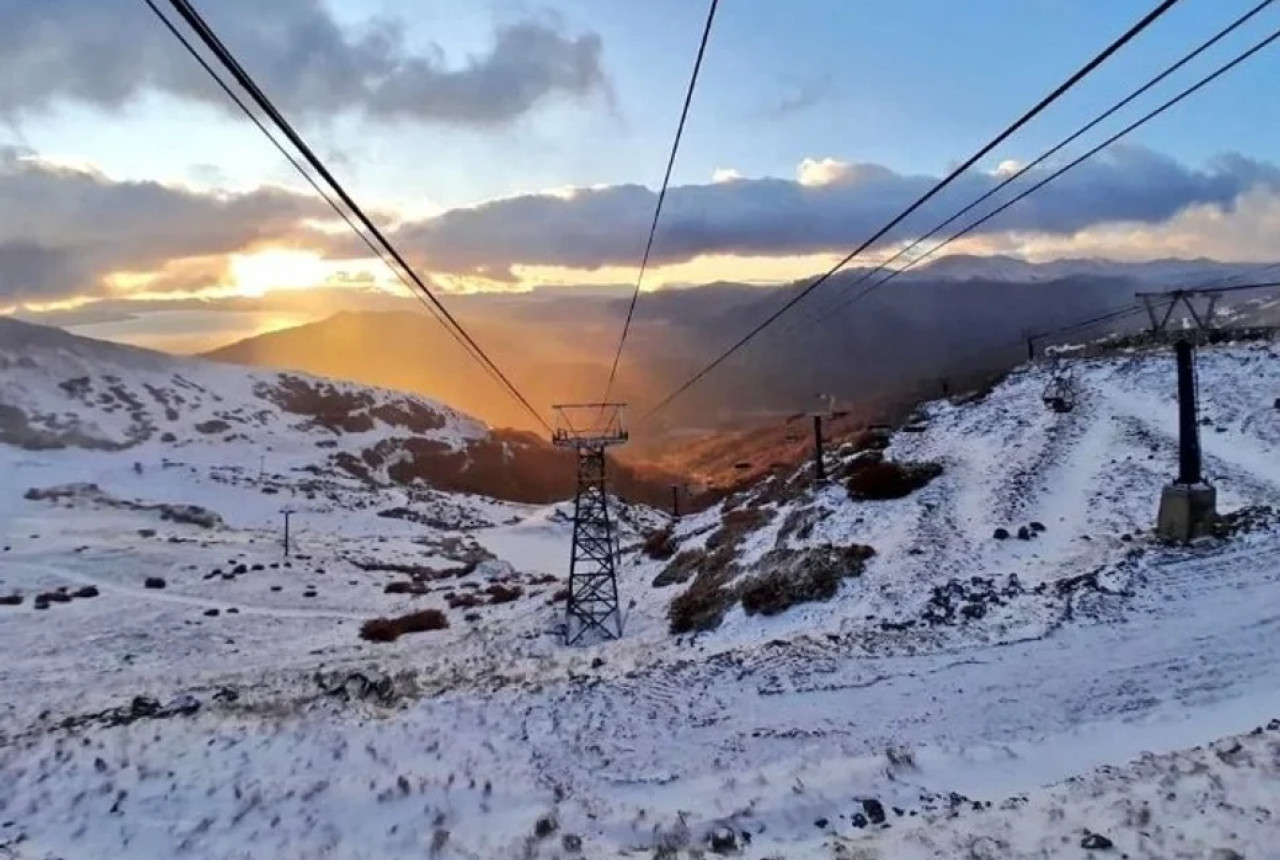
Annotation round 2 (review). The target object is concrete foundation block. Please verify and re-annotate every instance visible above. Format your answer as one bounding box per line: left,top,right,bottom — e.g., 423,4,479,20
1156,483,1218,543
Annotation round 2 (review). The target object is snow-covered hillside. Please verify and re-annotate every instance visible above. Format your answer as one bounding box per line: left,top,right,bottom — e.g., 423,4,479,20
3,330,1280,859
0,316,669,506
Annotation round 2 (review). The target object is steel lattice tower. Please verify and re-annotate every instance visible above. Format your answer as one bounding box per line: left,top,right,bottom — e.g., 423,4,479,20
552,404,627,645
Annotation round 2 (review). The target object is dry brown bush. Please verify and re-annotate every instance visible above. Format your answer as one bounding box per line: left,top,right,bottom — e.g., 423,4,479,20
446,592,483,609
706,506,775,550
642,528,677,560
485,583,523,604
846,459,943,501
739,544,875,617
667,568,739,634
360,609,449,642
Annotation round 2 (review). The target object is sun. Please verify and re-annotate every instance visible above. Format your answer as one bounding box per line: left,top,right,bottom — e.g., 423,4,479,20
230,250,328,298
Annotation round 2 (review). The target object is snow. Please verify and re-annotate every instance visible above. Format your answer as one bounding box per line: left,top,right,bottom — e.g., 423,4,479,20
3,323,1280,858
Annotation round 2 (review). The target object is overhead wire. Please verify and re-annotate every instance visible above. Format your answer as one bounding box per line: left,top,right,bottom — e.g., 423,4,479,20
637,0,1186,425
598,0,719,411
777,0,1275,341
138,0,515,401
156,0,551,431
803,22,1280,331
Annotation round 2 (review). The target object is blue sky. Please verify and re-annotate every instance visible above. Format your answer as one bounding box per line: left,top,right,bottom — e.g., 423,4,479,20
3,0,1280,336
12,0,1280,205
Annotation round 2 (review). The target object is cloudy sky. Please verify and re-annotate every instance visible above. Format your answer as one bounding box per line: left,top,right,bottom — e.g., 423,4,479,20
3,0,1280,349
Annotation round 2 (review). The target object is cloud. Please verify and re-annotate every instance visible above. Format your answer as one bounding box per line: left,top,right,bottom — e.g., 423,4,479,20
796,157,855,187
377,145,1280,277
994,159,1023,177
0,0,608,125
712,168,744,183
0,146,324,303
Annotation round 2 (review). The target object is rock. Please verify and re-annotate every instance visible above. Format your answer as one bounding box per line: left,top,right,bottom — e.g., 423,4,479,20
708,826,738,854
137,529,156,538
0,593,23,606
270,585,282,592
226,607,239,614
73,585,99,599
1120,533,1133,543
203,608,220,617
813,818,829,829
213,687,239,703
144,577,166,590
1016,526,1031,540
861,798,886,825
251,563,264,571
1080,832,1114,850
130,696,160,718
1030,521,1046,532
992,528,1010,540
591,657,605,669
162,694,201,716
533,815,558,839
233,565,247,575
850,813,867,829
561,833,583,854
1210,849,1245,860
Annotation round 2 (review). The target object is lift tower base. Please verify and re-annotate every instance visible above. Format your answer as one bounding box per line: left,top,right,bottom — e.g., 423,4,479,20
1156,339,1217,542
552,404,628,645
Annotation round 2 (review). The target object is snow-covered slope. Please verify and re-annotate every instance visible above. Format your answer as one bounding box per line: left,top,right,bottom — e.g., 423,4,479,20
3,333,1280,859
0,316,665,506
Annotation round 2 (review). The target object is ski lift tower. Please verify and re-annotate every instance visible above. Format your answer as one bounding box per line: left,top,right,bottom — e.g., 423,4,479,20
552,403,628,645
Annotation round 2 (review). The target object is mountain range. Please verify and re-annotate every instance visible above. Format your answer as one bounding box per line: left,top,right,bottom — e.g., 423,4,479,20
200,254,1280,440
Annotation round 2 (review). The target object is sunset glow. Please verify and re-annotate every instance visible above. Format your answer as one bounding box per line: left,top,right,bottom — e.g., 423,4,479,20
230,250,330,298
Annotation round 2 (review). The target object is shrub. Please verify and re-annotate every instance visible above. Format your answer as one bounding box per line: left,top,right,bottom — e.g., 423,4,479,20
486,583,523,605
73,585,100,598
846,459,943,501
360,608,449,642
740,544,875,617
384,581,427,595
0,593,22,606
144,577,167,589
653,544,735,588
446,592,483,609
642,528,677,561
668,569,739,634
706,507,774,551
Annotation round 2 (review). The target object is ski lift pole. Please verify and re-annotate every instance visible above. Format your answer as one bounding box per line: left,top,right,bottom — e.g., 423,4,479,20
812,414,826,483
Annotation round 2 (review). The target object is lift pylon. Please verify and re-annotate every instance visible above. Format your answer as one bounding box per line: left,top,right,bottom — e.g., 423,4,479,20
552,404,628,645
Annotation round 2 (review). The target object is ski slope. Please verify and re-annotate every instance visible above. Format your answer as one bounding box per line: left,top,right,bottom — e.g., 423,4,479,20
3,330,1280,858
